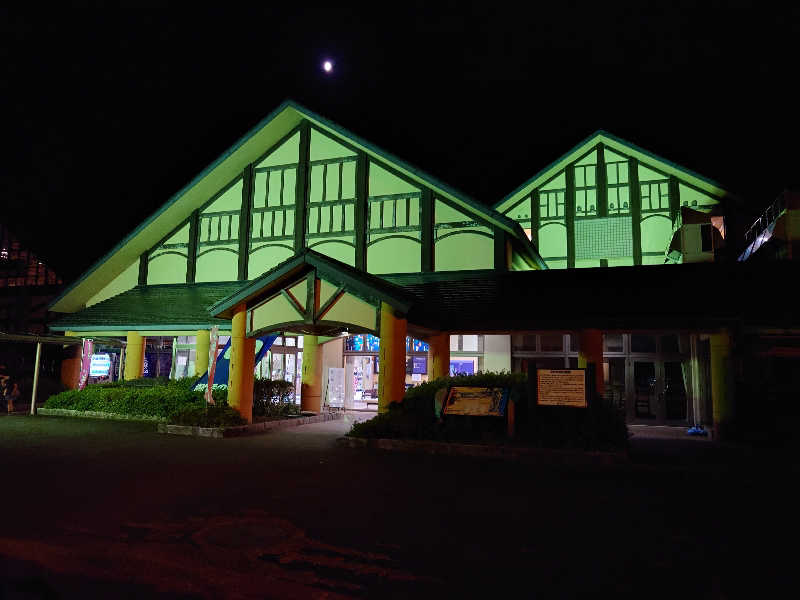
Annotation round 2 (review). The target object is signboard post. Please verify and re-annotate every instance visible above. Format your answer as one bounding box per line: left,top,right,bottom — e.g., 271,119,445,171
536,369,587,408
326,367,345,409
205,326,219,406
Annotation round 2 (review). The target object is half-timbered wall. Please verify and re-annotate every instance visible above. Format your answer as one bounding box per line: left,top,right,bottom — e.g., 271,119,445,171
367,163,422,274
147,222,191,285
135,119,514,290
502,142,720,269
306,129,357,266
434,199,494,271
195,178,242,281
248,132,299,279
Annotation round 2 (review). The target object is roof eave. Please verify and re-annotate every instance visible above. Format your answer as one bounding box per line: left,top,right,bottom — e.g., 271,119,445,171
49,100,305,314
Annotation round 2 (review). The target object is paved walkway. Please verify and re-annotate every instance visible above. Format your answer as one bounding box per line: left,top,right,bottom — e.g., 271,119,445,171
0,415,795,599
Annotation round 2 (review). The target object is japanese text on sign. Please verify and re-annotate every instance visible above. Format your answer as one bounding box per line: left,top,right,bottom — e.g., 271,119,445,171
537,369,587,408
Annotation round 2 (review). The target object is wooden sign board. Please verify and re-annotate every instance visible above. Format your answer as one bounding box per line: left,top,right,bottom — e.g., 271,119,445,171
443,387,508,417
537,369,587,408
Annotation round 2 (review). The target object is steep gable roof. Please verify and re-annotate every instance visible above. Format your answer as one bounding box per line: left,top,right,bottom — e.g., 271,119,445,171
494,130,739,214
51,100,538,313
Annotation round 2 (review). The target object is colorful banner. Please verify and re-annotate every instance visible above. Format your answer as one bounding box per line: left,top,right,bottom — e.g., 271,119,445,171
205,326,219,405
77,339,94,390
194,332,278,393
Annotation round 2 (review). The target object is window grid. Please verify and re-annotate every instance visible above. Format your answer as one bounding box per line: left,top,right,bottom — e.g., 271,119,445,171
641,180,670,213
575,164,597,218
539,189,566,220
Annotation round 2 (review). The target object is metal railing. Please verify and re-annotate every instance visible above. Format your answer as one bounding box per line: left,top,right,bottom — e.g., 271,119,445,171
744,192,787,244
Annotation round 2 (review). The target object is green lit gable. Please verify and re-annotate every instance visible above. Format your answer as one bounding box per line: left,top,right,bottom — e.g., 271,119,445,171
495,131,736,268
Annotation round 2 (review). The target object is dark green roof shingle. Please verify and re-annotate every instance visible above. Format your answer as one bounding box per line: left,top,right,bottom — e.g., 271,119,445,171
50,282,243,331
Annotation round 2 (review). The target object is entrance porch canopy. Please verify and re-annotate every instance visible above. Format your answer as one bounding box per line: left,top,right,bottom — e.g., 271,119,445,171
208,249,419,338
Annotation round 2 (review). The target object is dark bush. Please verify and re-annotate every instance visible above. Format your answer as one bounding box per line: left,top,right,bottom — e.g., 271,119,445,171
252,377,300,418
168,401,247,427
348,371,628,450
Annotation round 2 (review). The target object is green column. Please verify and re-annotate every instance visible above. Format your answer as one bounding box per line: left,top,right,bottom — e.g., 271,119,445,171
710,329,734,440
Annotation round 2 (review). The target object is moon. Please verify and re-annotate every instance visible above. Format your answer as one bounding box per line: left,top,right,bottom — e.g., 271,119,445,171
322,60,333,73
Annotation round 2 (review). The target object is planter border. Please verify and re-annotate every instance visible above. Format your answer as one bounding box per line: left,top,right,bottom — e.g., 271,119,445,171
37,408,166,422
337,436,629,465
158,411,344,438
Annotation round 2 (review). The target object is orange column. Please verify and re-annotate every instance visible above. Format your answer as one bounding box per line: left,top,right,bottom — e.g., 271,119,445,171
227,303,255,423
60,333,82,390
428,332,450,380
578,329,604,399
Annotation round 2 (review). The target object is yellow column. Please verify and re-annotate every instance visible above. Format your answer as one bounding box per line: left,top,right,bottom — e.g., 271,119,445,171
710,329,733,440
228,303,256,423
301,335,323,412
227,303,255,423
195,329,210,377
429,332,450,380
578,329,604,399
378,302,407,413
124,331,145,380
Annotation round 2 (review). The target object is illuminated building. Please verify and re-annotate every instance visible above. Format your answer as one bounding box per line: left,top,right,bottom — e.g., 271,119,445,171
47,101,799,438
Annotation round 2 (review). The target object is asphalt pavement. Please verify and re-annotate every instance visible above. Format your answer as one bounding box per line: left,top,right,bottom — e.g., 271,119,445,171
0,414,796,599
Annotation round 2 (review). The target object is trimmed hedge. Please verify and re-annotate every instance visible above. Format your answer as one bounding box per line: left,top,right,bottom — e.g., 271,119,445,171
168,401,247,427
349,372,628,451
44,377,225,419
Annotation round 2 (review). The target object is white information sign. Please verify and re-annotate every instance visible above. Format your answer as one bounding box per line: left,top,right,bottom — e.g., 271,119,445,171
327,367,345,408
537,369,587,408
89,353,111,377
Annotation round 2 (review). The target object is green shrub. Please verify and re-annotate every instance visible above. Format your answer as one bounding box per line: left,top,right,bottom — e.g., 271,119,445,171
348,371,628,450
44,377,206,418
252,377,300,418
168,401,247,427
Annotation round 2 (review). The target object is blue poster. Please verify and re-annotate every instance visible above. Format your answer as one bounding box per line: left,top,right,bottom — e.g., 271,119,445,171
193,333,278,389
449,359,474,376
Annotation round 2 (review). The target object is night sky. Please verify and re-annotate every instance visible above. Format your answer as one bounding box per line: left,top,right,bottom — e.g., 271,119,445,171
2,2,798,282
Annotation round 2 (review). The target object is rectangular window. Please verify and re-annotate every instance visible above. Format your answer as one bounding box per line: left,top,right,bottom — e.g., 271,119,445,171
462,335,479,352
540,333,563,352
604,333,624,353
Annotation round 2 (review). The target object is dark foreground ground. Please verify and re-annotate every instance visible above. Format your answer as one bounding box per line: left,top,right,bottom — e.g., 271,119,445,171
0,415,796,599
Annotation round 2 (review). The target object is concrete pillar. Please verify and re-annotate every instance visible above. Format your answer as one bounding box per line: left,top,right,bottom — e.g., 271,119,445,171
301,335,323,412
227,303,255,423
124,331,145,380
195,329,210,377
428,332,450,380
378,302,407,413
710,329,734,440
578,329,604,398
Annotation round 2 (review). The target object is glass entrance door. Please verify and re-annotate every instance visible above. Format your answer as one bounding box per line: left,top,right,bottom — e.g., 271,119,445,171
633,361,657,419
632,360,688,423
663,361,688,421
